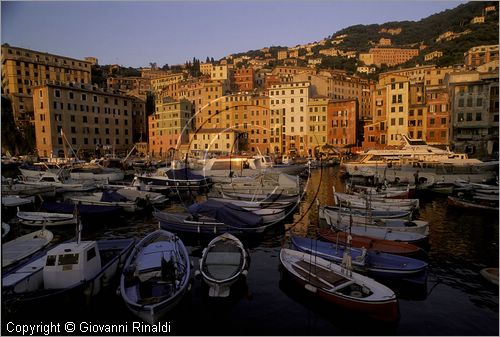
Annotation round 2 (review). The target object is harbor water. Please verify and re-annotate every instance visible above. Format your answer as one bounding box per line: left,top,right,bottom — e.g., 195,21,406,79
2,166,498,335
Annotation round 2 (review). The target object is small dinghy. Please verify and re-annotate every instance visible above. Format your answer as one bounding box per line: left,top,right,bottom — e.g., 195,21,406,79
120,230,191,324
2,222,11,239
2,229,54,267
279,248,399,322
199,233,249,297
480,268,499,286
17,211,77,227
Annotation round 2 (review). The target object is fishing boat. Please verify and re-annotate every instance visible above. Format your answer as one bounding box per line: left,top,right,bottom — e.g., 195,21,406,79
134,167,212,193
2,229,54,267
1,182,57,197
206,198,287,223
120,230,191,324
103,187,168,207
208,197,294,211
317,228,423,257
199,233,249,297
40,201,122,219
333,189,419,211
69,164,124,182
321,207,429,235
323,205,412,220
221,190,301,203
17,211,77,227
66,190,141,212
2,238,134,313
480,268,499,286
349,184,414,199
279,248,399,322
291,236,428,285
447,195,499,212
213,173,301,196
19,173,96,193
1,195,35,208
154,200,268,235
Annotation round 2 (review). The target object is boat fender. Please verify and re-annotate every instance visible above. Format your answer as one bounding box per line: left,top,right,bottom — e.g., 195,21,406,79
304,284,317,293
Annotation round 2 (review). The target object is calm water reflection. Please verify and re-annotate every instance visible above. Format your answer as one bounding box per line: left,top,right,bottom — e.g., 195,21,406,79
2,166,498,335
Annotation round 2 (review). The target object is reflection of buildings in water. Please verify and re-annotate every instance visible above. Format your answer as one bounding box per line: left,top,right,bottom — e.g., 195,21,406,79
289,167,347,237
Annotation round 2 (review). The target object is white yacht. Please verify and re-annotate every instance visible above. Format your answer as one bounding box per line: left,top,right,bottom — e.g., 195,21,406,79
342,135,498,184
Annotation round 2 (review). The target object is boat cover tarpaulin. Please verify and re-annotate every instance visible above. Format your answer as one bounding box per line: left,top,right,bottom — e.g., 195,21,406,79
166,168,206,181
41,201,121,215
188,200,263,228
100,190,129,202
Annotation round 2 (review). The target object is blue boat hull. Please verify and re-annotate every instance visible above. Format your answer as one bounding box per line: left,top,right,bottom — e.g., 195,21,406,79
291,236,428,284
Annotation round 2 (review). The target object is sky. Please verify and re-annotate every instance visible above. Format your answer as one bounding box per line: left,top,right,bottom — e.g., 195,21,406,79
1,1,466,68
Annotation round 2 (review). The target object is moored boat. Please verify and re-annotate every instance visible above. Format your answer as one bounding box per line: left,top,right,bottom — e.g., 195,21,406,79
291,236,428,285
199,233,249,297
154,200,269,235
317,228,423,257
3,238,134,313
120,230,191,324
480,268,499,286
17,211,77,227
321,207,428,235
279,248,399,322
2,229,54,267
66,190,141,212
447,195,499,212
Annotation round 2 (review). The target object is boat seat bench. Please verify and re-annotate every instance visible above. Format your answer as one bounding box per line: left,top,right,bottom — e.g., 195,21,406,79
294,260,350,287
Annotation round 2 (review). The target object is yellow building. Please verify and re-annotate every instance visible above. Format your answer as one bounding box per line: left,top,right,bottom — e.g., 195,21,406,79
220,93,271,154
378,74,410,145
277,50,288,60
200,63,213,76
307,97,328,156
1,44,92,125
424,51,443,61
210,65,231,82
470,16,485,24
379,38,392,46
151,73,185,93
32,82,133,158
269,82,310,156
188,128,240,154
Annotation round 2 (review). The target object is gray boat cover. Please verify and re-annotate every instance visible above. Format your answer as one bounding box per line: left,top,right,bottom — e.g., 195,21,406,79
188,200,263,228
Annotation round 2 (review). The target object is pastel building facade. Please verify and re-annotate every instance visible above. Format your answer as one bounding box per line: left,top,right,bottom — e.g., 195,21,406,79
32,83,133,158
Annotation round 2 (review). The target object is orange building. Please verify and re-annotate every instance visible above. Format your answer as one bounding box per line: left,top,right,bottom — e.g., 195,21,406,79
327,99,358,148
232,67,255,92
222,93,271,154
425,86,450,145
369,47,419,67
148,98,192,158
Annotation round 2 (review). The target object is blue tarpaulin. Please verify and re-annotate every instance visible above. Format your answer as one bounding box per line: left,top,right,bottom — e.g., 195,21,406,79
100,189,129,202
187,200,263,228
